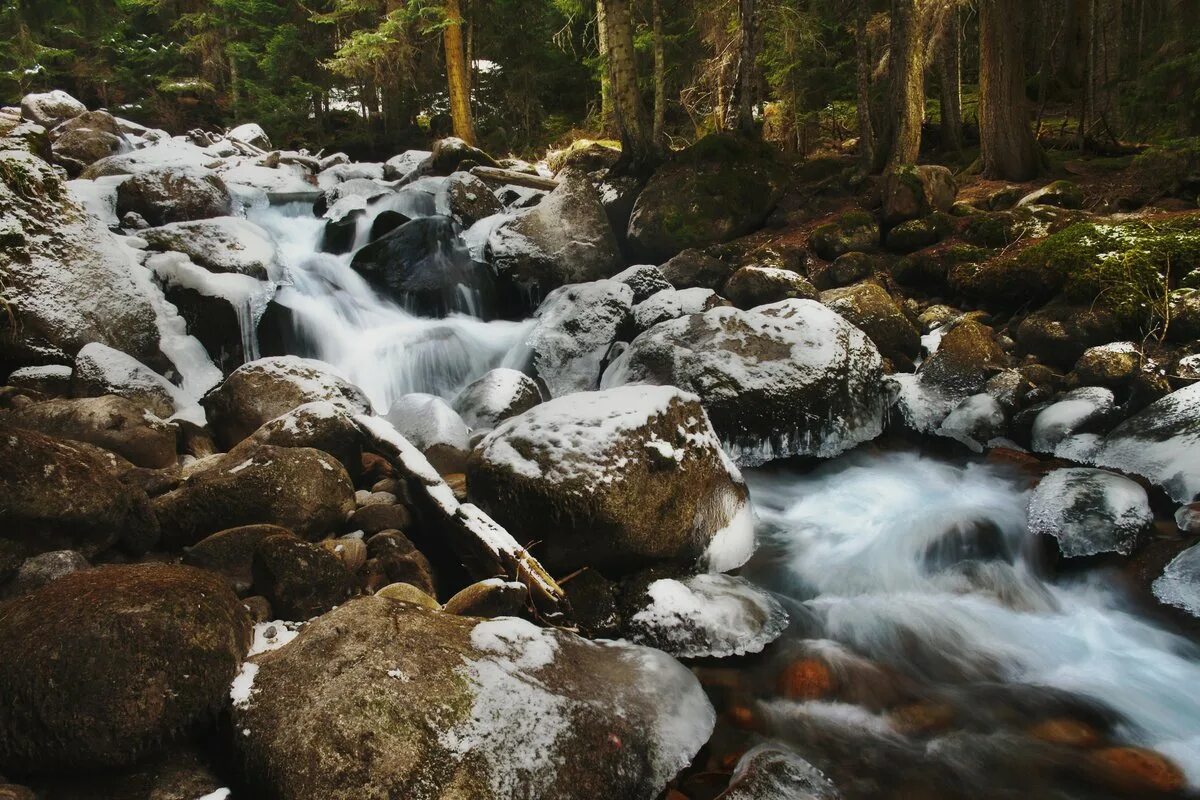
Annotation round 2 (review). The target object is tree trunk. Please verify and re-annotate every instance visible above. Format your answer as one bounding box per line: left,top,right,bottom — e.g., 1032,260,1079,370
882,0,925,169
443,0,475,144
936,6,964,152
979,0,1044,180
855,0,875,168
725,0,759,136
652,0,666,141
602,0,659,170
1091,0,1122,140
596,0,613,128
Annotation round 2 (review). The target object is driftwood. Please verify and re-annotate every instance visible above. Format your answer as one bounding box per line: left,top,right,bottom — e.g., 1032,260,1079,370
469,165,559,192
353,414,572,625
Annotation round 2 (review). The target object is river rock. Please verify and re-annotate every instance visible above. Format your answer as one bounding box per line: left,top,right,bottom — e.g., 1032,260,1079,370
612,263,673,302
152,443,356,548
183,523,294,595
443,578,528,617
1030,386,1117,460
468,386,754,574
603,300,886,464
659,248,736,290
227,122,271,150
1152,543,1200,618
809,212,880,260
141,216,278,279
451,368,542,432
724,266,818,309
252,533,349,619
367,530,436,597
631,287,725,334
0,564,250,773
428,136,500,175
0,148,163,369
525,280,633,398
6,364,72,397
0,395,176,468
0,549,89,598
201,356,371,449
487,167,622,293
384,149,431,181
1028,468,1153,558
919,318,1007,396
1092,382,1200,504
50,111,131,176
115,165,233,226
71,342,177,417
19,90,86,128
882,164,957,226
627,134,782,262
1016,304,1122,369
820,282,920,368
229,598,714,800
0,424,159,557
1072,342,1141,387
384,393,471,473
624,573,787,659
351,216,480,315
247,400,364,477
718,744,841,800
438,171,503,227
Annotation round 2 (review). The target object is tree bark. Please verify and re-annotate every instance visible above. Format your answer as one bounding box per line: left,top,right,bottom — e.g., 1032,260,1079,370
855,0,875,168
979,0,1044,180
443,0,475,144
596,0,613,129
652,0,666,141
935,6,963,152
726,0,760,136
883,0,925,169
602,0,659,170
1090,0,1122,140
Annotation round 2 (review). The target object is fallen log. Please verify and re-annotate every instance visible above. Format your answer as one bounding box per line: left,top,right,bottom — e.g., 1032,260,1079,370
470,165,559,192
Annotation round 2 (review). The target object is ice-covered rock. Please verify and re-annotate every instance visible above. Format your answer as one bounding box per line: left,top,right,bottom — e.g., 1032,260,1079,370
384,149,431,181
141,216,278,279
1152,543,1200,618
631,287,725,334
451,368,542,432
230,599,714,800
467,386,754,574
1031,387,1117,461
936,393,1007,453
1092,383,1200,504
1028,468,1153,558
67,173,128,227
116,165,233,226
20,90,86,128
603,300,886,465
720,744,842,800
226,123,271,150
384,393,471,474
525,280,633,398
625,573,787,659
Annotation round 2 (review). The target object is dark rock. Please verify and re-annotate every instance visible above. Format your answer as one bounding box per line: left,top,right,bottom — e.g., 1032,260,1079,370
252,533,349,619
439,171,503,227
0,550,89,598
1016,304,1123,369
0,395,176,468
810,251,877,290
366,530,435,597
809,211,879,260
183,524,294,595
920,319,1008,396
348,503,414,536
724,266,818,309
368,209,410,243
881,164,956,226
820,282,921,368
659,248,736,291
718,744,841,800
428,137,500,175
248,400,365,478
115,166,233,226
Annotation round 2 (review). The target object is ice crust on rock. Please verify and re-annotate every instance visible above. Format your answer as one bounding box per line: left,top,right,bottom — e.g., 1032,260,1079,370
1028,467,1153,558
1092,382,1200,504
1152,544,1200,618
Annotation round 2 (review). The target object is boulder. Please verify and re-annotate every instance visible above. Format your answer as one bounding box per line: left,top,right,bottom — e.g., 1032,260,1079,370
367,530,436,597
525,280,633,398
631,287,726,334
248,400,365,477
438,171,504,227
200,356,371,449
115,166,233,226
50,111,131,176
820,282,920,368
351,216,481,315
1093,382,1200,504
0,395,176,468
451,368,542,432
1016,304,1123,369
1030,386,1118,459
627,135,782,262
1152,543,1200,618
659,248,736,291
0,564,249,773
884,213,953,254
468,385,754,574
881,165,957,226
428,137,500,175
384,149,432,181
0,549,89,598
183,523,294,595
230,598,714,800
487,168,622,293
0,424,159,557
919,319,1007,397
0,149,163,369
384,393,471,474
1072,342,1141,387
611,263,673,302
810,251,877,290
252,533,349,619
603,300,886,464
141,216,278,279
724,266,818,309
808,212,879,261
6,364,72,397
443,578,528,617
227,122,272,150
1028,468,1153,558
19,90,86,128
152,443,356,548
72,342,178,417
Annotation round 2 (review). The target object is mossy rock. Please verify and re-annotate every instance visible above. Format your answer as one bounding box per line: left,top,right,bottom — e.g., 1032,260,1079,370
881,164,957,226
0,564,250,774
1019,180,1084,210
1016,303,1123,369
809,210,880,260
885,212,954,254
894,244,990,290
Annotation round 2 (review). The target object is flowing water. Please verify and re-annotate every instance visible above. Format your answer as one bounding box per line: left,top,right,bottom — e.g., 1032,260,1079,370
253,187,1200,797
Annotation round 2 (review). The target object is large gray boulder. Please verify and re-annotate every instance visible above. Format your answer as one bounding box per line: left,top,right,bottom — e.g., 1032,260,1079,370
603,300,886,465
451,368,542,432
468,386,754,574
115,165,233,226
230,598,714,800
0,395,176,468
0,149,163,369
19,90,86,128
141,216,278,279
525,280,633,398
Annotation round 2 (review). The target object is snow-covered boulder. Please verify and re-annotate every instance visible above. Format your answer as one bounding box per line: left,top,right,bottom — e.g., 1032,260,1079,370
316,161,385,190
935,393,1007,453
0,149,164,369
611,264,672,303
20,90,86,128
81,139,219,178
604,300,886,465
49,110,131,176
384,393,471,474
0,395,176,469
7,364,72,396
230,600,713,800
247,400,365,478
115,165,233,226
1031,386,1118,461
437,170,503,228
141,216,278,279
624,573,787,659
631,287,726,334
724,265,817,310
525,280,633,398
1153,543,1200,618
1028,468,1153,558
487,167,623,295
451,368,542,432
468,386,754,574
226,123,271,150
220,163,318,202
383,149,431,181
200,356,372,449
1092,383,1200,504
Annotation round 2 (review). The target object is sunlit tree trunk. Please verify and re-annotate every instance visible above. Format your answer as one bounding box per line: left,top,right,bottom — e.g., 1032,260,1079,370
597,0,612,128
726,0,759,136
443,0,475,144
935,6,963,152
652,0,666,141
882,0,925,169
979,0,1044,179
602,0,660,170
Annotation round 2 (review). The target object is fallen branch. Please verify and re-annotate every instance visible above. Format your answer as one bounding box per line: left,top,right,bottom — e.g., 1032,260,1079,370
470,165,559,192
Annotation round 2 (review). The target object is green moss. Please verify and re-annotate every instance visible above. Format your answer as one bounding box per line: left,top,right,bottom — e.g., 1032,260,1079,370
839,210,875,228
